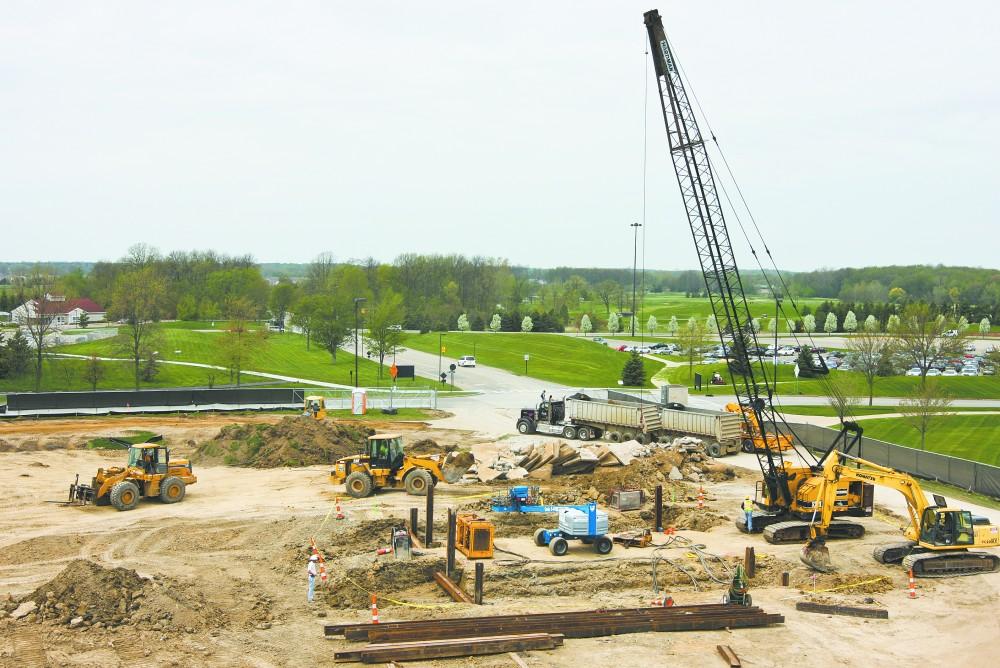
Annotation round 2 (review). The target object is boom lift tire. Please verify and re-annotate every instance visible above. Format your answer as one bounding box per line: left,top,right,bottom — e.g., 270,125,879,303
159,477,186,504
110,481,141,511
593,536,613,554
533,528,547,547
549,537,569,556
404,469,433,496
345,471,374,499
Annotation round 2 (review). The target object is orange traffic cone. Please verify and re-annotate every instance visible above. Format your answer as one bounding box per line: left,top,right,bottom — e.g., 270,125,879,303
335,497,345,520
697,487,705,510
908,569,916,599
371,594,380,624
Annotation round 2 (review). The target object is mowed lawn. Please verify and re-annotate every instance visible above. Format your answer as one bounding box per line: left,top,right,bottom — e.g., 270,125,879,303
48,325,433,388
402,332,660,388
0,356,225,395
775,405,1000,418
845,415,1000,465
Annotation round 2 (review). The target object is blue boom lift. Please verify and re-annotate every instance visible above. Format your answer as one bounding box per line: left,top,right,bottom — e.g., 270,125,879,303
491,486,613,556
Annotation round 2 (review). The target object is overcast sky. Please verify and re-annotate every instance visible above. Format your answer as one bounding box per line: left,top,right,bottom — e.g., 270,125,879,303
2,1,997,271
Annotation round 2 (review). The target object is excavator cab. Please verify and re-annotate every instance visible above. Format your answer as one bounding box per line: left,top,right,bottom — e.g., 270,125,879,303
919,508,975,547
368,434,405,472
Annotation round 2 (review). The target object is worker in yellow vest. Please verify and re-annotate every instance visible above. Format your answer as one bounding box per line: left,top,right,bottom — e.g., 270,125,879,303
742,496,754,532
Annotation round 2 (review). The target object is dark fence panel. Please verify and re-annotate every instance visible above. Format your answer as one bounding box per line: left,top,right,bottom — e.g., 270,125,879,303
6,388,299,412
780,420,1000,499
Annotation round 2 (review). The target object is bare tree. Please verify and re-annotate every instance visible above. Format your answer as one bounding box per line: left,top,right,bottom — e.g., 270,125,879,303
363,291,407,381
83,355,105,391
899,382,952,450
678,317,708,378
219,297,266,386
124,243,160,269
890,303,963,385
22,272,56,391
846,328,892,406
305,252,336,293
825,375,863,423
110,266,167,390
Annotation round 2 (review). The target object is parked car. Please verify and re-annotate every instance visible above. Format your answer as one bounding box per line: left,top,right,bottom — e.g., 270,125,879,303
457,355,477,368
943,329,959,337
616,344,628,352
926,368,942,377
983,365,996,376
837,363,852,372
594,337,606,344
905,368,921,377
964,343,977,352
961,368,978,377
942,369,958,377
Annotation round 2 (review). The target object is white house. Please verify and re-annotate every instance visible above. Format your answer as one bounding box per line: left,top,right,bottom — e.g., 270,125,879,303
11,296,106,327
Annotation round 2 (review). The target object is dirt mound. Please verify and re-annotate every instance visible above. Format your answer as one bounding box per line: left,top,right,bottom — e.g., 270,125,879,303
18,559,229,632
408,438,456,455
658,506,728,532
324,556,449,609
322,517,408,556
194,417,373,467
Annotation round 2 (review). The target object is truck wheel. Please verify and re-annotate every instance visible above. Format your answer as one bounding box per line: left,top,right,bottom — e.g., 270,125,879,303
741,439,755,453
533,528,548,547
608,431,622,443
159,477,186,504
593,536,613,555
345,471,374,498
110,481,141,511
577,427,592,441
562,426,577,440
635,433,649,445
621,432,636,442
548,537,569,556
517,420,535,435
706,442,723,458
404,469,433,496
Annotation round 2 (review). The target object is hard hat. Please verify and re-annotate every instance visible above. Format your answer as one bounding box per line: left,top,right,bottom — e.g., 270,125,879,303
309,555,318,561
745,495,750,499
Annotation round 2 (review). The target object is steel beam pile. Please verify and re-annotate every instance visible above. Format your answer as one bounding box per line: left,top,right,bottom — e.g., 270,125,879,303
326,604,783,650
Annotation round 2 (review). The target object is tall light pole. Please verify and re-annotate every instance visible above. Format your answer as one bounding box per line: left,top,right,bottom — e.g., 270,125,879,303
630,222,642,337
353,297,366,388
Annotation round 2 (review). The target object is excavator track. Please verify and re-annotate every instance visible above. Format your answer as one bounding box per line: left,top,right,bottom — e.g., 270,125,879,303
734,512,787,534
902,551,1000,578
872,541,918,565
763,520,866,544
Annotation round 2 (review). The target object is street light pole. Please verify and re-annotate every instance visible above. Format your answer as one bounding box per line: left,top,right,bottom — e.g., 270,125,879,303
438,332,446,381
354,297,367,388
630,222,642,337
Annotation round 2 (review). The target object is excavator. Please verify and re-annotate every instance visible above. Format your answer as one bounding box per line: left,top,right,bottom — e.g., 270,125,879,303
643,9,873,541
801,445,1000,576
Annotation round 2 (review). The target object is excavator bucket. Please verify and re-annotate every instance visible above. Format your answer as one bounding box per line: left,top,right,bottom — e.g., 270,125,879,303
440,451,475,483
800,536,835,572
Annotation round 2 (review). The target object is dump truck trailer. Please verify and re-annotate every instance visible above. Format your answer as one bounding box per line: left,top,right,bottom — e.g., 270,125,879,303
515,396,741,457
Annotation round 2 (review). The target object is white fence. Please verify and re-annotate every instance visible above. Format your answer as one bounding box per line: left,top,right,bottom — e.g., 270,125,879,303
293,388,437,410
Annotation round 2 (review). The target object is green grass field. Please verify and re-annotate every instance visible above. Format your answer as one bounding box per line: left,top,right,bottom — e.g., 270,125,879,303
835,414,1000,465
0,324,436,393
402,332,660,388
775,405,1000,417
572,291,830,333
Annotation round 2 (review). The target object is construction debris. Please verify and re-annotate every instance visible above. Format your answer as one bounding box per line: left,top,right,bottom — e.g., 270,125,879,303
334,633,565,663
795,601,889,619
717,644,742,667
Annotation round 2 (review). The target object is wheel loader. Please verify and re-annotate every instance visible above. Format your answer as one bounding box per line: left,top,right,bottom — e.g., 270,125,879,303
67,436,197,511
329,433,474,498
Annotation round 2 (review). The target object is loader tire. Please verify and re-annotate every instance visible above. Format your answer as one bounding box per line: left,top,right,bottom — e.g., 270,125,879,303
159,477,186,504
345,471,374,499
404,469,434,496
110,481,141,511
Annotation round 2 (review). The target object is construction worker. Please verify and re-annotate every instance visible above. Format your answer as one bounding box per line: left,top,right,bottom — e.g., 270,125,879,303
307,554,319,603
742,495,754,532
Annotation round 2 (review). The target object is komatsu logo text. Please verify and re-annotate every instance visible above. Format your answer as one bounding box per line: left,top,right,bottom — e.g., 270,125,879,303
659,40,675,73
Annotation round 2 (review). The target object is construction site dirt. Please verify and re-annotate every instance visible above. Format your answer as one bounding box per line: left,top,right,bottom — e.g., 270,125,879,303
2,414,999,667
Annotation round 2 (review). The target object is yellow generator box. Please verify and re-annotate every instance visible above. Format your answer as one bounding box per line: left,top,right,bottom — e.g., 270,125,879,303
456,513,494,559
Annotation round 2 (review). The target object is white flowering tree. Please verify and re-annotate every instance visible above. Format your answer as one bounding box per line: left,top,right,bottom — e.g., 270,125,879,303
647,315,658,335
803,314,816,333
608,311,620,335
980,317,992,335
705,314,717,334
824,312,838,334
521,316,533,333
489,313,501,333
887,314,901,332
581,314,593,336
457,313,470,331
957,316,969,332
751,317,761,333
786,319,797,332
843,310,857,333
864,314,878,332
667,316,679,336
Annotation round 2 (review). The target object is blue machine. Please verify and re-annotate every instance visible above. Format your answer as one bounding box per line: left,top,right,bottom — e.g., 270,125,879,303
491,486,613,556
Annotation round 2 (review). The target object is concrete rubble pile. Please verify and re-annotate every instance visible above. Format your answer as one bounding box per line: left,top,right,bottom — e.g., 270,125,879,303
478,435,709,482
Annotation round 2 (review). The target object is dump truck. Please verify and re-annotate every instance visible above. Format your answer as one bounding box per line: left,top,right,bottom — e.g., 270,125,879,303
67,436,197,511
330,433,474,498
515,395,742,457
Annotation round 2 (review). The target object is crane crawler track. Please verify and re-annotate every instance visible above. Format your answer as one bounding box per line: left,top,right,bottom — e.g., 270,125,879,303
762,520,865,544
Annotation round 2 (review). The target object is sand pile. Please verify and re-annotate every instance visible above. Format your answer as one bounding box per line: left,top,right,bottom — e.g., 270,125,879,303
13,560,225,632
324,556,450,609
195,417,373,467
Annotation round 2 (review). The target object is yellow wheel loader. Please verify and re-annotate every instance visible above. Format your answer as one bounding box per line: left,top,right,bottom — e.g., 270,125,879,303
68,436,197,511
329,433,474,499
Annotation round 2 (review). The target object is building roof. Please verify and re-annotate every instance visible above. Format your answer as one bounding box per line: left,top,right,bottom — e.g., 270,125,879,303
33,298,105,315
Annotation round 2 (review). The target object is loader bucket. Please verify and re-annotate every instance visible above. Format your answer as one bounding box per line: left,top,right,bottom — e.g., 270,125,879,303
800,536,835,573
440,451,475,483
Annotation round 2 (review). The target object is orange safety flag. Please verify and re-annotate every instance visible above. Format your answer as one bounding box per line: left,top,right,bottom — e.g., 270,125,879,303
390,363,398,379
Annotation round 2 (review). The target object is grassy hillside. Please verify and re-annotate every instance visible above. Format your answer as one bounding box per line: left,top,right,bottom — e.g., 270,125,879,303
842,415,1000,466
402,332,660,388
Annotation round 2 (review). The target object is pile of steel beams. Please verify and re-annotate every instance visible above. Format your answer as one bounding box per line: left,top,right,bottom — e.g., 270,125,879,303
326,604,783,662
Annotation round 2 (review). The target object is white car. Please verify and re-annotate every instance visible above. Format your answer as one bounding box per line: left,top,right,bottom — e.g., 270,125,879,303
961,367,978,377
926,368,942,377
457,355,476,368
942,368,958,376
905,368,921,377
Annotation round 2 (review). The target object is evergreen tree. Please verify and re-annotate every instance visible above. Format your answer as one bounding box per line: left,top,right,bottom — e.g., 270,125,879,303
621,351,645,386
